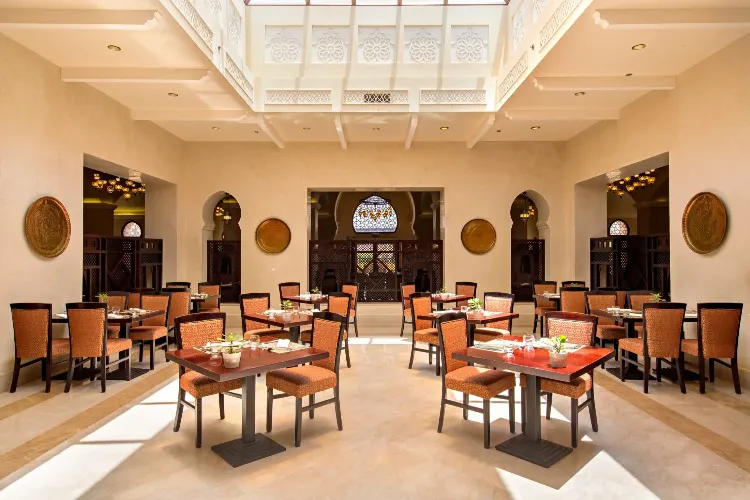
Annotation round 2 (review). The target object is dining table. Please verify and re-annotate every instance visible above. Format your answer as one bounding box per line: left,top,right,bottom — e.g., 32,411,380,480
454,339,613,468
419,310,520,345
534,293,561,311
431,293,474,311
52,309,166,380
285,294,328,309
166,344,328,467
241,311,314,343
190,294,220,314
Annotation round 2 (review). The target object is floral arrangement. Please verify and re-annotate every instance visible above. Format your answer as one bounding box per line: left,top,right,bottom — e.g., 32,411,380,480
282,300,293,311
97,293,108,303
218,333,242,354
650,292,662,302
467,298,483,311
551,335,567,354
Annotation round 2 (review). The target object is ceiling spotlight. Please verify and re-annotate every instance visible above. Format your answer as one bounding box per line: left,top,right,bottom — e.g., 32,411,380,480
211,126,220,131
107,44,122,52
625,73,633,77
496,129,501,133
254,130,260,134
168,92,179,97
574,92,586,96
440,126,449,130
373,127,380,131
302,127,310,131
631,44,646,51
530,126,541,130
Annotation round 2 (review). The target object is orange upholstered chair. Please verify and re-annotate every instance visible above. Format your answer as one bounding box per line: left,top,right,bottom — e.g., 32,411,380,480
533,281,557,336
10,303,69,393
400,283,416,337
166,287,191,335
104,292,129,338
473,292,514,342
559,287,589,314
408,293,440,375
278,282,301,304
173,312,241,448
324,293,352,368
521,312,599,448
239,293,289,341
65,302,131,393
627,291,658,336
619,302,687,394
266,312,346,447
455,282,478,309
436,313,516,448
585,291,627,362
197,282,221,313
128,287,154,310
129,293,170,370
342,282,359,337
682,303,743,394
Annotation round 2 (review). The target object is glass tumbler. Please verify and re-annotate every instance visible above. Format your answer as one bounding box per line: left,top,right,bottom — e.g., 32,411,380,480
248,334,260,350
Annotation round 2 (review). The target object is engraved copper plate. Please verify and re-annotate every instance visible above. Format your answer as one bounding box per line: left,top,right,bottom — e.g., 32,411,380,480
461,219,496,255
25,196,71,258
256,218,291,254
682,192,727,254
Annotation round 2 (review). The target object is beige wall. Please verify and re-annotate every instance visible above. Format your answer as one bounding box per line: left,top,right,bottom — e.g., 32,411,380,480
564,34,750,372
0,35,184,385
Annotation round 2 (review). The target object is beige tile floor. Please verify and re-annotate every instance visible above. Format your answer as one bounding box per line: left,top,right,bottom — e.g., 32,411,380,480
0,316,749,499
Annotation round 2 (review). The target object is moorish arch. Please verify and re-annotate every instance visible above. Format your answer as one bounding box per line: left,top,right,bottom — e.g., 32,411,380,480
201,191,242,302
509,190,551,301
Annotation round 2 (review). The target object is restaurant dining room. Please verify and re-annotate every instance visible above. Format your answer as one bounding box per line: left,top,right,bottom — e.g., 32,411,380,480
1,0,750,498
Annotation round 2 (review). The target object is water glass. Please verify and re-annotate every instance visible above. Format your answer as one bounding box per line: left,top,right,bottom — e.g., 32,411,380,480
523,334,534,346
248,334,260,350
460,306,468,314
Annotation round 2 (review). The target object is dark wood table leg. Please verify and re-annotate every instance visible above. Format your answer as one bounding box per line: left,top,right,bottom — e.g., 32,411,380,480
107,322,148,380
468,324,476,347
191,302,200,314
605,321,655,381
211,375,286,467
436,303,444,311
495,374,573,467
289,326,300,343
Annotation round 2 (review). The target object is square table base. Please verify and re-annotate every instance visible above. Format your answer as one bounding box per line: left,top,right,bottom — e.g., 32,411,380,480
605,365,656,381
211,434,286,468
107,366,150,380
496,435,573,468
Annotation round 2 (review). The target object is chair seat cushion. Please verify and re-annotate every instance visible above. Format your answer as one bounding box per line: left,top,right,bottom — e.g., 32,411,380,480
266,365,337,398
180,370,242,399
445,367,515,400
596,325,627,340
413,328,439,345
535,306,556,315
129,326,168,341
521,373,592,399
107,326,120,336
50,338,70,357
106,338,133,355
618,337,644,355
681,339,699,356
473,328,510,343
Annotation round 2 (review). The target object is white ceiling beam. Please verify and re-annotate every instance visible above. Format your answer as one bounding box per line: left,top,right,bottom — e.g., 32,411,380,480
504,108,620,121
466,114,495,149
594,9,750,30
257,115,285,149
533,76,676,92
405,114,418,150
130,109,251,122
334,115,347,150
0,9,159,30
61,68,211,84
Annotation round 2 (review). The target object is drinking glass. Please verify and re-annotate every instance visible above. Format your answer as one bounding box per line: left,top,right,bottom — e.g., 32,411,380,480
248,334,260,350
522,334,534,346
460,306,468,314
208,343,223,366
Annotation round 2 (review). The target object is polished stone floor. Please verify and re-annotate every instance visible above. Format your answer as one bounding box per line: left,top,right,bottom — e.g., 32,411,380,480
0,315,749,499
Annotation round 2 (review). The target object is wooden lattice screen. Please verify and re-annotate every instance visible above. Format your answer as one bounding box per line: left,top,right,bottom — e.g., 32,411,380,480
83,236,163,298
590,235,669,297
207,240,241,303
510,239,545,302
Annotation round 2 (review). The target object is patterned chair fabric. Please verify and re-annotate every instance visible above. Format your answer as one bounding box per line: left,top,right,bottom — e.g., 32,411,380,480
411,295,434,332
198,283,221,311
139,295,170,327
586,293,627,340
11,308,52,358
455,283,477,309
521,373,592,399
644,307,685,358
629,293,654,312
546,314,596,346
615,291,628,309
560,289,587,314
533,282,557,310
342,284,357,312
241,295,271,332
696,308,742,358
168,291,191,328
67,308,107,358
482,294,513,330
327,295,350,318
280,283,300,300
105,294,128,311
401,284,416,313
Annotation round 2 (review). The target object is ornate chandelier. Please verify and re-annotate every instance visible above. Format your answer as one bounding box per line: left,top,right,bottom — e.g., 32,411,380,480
91,173,145,201
607,169,656,197
357,196,394,222
519,192,536,221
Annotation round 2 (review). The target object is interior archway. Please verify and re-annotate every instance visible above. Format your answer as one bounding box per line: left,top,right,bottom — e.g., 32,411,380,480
509,190,550,302
202,192,242,303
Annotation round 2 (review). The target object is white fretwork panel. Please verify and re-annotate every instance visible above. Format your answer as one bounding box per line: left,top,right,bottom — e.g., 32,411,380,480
342,90,409,105
171,0,213,49
227,1,242,51
312,26,351,64
265,90,332,105
512,7,525,50
533,0,549,22
202,0,221,21
265,26,304,63
403,27,442,64
358,27,397,64
450,25,489,63
420,90,486,105
540,0,583,50
496,51,528,106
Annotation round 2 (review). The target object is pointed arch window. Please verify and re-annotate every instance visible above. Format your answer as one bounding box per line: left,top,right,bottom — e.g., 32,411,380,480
609,219,630,236
353,195,398,234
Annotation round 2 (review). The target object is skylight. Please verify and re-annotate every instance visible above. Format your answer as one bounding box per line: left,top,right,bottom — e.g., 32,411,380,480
244,1,509,6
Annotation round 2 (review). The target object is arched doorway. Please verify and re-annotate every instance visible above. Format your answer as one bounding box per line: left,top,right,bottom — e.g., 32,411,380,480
204,193,242,303
510,191,549,302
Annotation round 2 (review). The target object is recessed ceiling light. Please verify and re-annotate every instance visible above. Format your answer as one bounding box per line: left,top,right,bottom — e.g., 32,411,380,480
625,73,633,77
530,126,541,130
496,129,501,133
254,130,260,134
211,126,220,131
440,126,449,130
302,127,310,130
373,127,380,131
107,44,121,52
631,44,646,51
167,92,179,97
574,91,586,96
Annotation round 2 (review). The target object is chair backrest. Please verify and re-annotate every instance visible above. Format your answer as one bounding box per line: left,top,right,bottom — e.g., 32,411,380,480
198,282,221,310
697,303,743,359
239,293,271,332
483,292,514,331
341,282,358,310
105,291,129,311
562,281,586,288
410,293,433,332
401,284,416,311
560,287,589,314
128,288,154,309
175,312,226,350
545,312,597,346
437,313,469,377
140,293,171,327
327,293,352,329
310,312,345,373
585,291,617,313
166,288,191,328
643,303,686,358
614,290,627,309
165,281,191,291
533,281,557,309
10,303,52,359
628,291,657,311
455,282,477,308
279,282,301,303
66,302,107,358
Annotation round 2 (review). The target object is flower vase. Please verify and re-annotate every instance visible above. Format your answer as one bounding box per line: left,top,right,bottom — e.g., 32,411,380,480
549,351,568,368
222,351,242,368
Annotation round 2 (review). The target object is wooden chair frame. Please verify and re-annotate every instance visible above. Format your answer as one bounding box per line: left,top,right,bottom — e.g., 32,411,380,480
694,302,743,394
9,303,66,393
327,292,352,368
136,292,171,369
483,291,516,332
239,292,271,335
342,281,359,337
532,280,557,337
278,281,301,304
408,293,440,376
400,283,415,337
197,281,222,311
585,290,624,362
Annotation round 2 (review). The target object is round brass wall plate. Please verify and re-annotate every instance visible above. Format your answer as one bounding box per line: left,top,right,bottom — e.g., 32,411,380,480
461,219,496,255
25,196,71,258
255,218,291,254
682,192,727,255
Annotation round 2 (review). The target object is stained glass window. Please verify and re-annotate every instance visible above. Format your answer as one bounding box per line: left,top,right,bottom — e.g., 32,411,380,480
122,221,142,238
609,219,629,236
353,195,398,234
